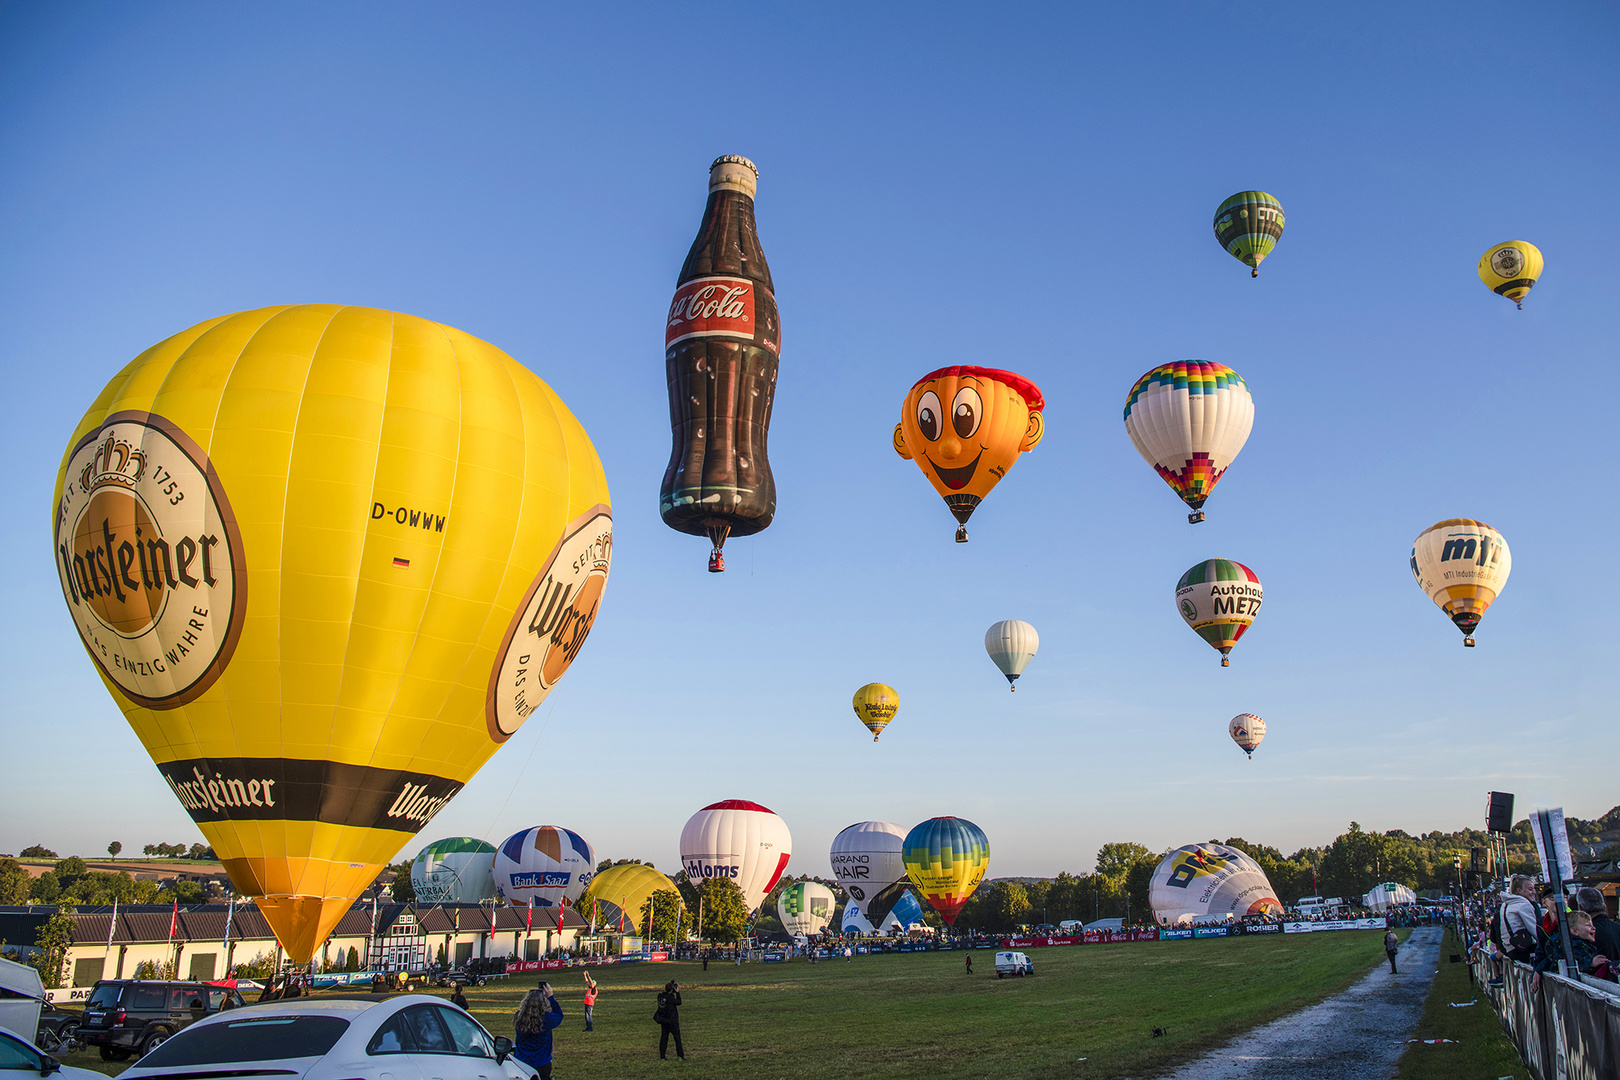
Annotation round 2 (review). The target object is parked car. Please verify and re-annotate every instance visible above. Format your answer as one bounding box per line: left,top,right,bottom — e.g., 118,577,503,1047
79,980,246,1060
0,1024,105,1080
34,1001,83,1050
119,995,525,1080
994,951,1034,978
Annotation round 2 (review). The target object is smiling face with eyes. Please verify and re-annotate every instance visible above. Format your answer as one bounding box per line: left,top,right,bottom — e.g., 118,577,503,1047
894,366,1045,527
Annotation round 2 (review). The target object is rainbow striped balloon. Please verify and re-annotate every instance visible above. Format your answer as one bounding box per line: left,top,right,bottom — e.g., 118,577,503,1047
1175,559,1263,667
1124,362,1253,524
902,816,989,926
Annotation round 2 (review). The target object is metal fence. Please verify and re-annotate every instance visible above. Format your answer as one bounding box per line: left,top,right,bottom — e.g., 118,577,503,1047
1473,956,1620,1079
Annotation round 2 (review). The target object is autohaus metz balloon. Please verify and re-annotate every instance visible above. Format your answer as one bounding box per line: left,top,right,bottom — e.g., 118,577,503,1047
1228,714,1265,759
894,367,1044,542
1478,241,1543,309
51,306,613,961
1175,559,1263,666
680,800,793,913
902,817,989,926
1123,362,1254,523
984,620,1039,690
829,821,909,930
1213,191,1285,277
1410,519,1511,647
852,683,899,741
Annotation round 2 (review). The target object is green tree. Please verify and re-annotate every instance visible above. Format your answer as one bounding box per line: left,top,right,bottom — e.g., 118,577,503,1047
985,881,1031,932
107,841,122,858
53,857,88,886
30,907,74,989
347,946,361,972
19,845,57,859
157,880,205,904
695,878,748,944
29,872,60,904
639,888,690,942
1095,842,1152,880
0,858,30,905
383,861,415,904
187,843,214,860
1124,858,1158,925
233,951,278,978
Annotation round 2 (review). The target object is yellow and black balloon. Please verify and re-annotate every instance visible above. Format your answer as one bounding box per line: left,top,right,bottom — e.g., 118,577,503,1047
1478,241,1543,309
52,306,613,962
852,683,898,741
894,366,1044,542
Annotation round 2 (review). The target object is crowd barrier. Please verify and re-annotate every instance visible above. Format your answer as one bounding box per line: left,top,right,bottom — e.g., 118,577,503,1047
1001,919,1383,950
1472,955,1620,1080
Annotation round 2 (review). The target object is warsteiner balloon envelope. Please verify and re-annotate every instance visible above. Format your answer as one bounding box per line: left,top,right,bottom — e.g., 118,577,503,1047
52,305,612,961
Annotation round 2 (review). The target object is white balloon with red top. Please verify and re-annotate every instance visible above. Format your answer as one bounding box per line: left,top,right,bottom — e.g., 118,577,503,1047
679,799,793,914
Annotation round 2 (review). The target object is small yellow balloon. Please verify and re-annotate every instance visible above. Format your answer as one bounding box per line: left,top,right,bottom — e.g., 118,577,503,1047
852,683,899,741
53,306,612,962
1478,241,1543,309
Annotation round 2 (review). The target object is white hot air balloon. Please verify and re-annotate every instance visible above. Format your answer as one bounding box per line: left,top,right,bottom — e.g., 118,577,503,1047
1228,714,1265,759
1409,519,1511,647
1123,361,1254,524
1148,843,1281,926
411,838,499,904
985,620,1039,690
493,826,596,911
776,881,837,936
829,821,909,928
680,800,793,914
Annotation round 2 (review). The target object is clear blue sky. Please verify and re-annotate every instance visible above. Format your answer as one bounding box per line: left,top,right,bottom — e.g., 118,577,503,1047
2,3,1615,881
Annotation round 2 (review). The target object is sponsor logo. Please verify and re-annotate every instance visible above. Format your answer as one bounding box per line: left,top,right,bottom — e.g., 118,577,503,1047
1491,246,1522,278
1160,927,1194,939
666,276,760,348
510,872,572,889
1179,598,1197,620
54,412,246,709
487,506,612,740
154,758,460,831
684,860,740,880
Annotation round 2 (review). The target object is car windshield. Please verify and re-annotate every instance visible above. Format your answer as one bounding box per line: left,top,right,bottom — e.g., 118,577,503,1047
137,1016,350,1067
86,984,123,1008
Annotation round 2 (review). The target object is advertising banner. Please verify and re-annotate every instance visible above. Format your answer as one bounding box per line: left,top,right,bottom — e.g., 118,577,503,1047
1282,918,1387,933
1243,922,1282,934
1002,935,1081,949
1193,926,1231,938
1529,808,1575,884
1130,928,1161,941
856,945,869,955
1159,927,1194,940
761,952,785,963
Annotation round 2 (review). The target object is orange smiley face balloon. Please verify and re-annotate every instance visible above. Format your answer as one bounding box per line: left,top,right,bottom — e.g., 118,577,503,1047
893,366,1045,541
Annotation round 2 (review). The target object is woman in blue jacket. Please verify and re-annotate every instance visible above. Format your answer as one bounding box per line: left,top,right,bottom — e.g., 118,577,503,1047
512,982,564,1080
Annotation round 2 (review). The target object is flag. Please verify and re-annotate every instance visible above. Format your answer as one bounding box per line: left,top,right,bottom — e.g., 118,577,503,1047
168,898,179,939
526,897,534,933
556,898,565,933
590,898,598,935
104,897,118,957
222,895,234,954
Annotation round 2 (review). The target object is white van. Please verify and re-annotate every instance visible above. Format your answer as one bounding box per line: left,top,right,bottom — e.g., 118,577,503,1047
994,951,1034,978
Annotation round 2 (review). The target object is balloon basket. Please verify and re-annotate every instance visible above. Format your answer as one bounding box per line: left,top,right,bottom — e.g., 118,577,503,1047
1463,636,1476,647
1188,511,1205,524
1251,268,1259,278
954,526,969,543
708,549,725,573
1220,657,1230,667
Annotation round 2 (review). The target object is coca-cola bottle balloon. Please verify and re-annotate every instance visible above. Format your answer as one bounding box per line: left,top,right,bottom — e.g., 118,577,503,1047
660,155,780,572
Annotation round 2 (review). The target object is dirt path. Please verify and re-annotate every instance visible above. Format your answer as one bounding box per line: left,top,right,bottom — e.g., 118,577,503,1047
1160,926,1443,1080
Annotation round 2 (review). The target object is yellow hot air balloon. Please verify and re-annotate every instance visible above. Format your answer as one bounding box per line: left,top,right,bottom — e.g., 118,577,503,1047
852,683,899,741
1478,241,1543,309
52,306,613,962
580,863,676,932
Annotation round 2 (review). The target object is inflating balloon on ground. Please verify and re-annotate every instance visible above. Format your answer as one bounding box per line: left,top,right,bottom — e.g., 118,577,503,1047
829,821,909,929
903,816,989,926
580,863,677,931
1149,843,1282,926
680,800,792,913
51,305,613,961
777,881,836,936
411,838,498,904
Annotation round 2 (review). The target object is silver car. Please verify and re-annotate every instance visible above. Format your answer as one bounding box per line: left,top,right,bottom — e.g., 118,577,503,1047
119,995,531,1080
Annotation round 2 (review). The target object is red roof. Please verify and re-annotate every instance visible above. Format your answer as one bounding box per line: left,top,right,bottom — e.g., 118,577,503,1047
700,799,775,814
911,366,1044,412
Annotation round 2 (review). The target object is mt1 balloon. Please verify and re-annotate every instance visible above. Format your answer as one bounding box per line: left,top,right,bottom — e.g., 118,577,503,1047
1175,560,1262,666
411,838,498,904
1149,843,1282,926
894,366,1044,542
1123,362,1254,523
984,620,1039,690
829,821,909,929
1478,241,1543,309
1213,191,1285,277
680,800,792,913
494,826,596,911
661,156,780,572
902,817,989,926
852,683,899,741
1410,519,1511,647
51,306,612,962
1228,714,1265,759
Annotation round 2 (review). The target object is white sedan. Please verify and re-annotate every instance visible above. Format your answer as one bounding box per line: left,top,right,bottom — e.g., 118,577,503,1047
0,1025,106,1080
119,995,537,1080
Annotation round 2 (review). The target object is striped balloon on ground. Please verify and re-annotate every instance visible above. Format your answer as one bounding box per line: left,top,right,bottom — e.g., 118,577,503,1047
1123,362,1253,523
1410,519,1511,647
902,817,989,926
1212,191,1285,277
1175,559,1263,667
580,863,676,931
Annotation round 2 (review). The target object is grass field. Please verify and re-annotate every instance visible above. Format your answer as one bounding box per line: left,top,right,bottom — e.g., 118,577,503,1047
1395,927,1525,1080
52,929,1413,1079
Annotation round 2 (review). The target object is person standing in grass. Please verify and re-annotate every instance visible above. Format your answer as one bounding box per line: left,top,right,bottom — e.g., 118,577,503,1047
655,981,684,1061
965,954,973,975
581,973,597,1033
1384,929,1399,973
513,982,564,1080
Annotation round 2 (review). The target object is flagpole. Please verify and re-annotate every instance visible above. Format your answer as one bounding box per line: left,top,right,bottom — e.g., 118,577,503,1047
104,897,117,969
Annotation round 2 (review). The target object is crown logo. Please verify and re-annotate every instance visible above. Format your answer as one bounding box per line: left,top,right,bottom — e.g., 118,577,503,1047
79,432,148,493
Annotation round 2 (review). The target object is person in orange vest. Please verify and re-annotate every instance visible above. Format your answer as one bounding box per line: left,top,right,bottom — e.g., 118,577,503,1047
581,972,597,1033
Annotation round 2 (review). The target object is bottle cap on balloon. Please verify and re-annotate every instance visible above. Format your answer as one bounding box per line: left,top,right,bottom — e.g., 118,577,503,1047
710,155,758,196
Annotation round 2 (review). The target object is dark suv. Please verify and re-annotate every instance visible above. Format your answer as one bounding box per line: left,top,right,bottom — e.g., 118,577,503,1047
79,980,246,1060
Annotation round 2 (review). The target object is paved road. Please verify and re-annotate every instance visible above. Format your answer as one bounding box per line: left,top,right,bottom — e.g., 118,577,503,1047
1160,926,1444,1080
